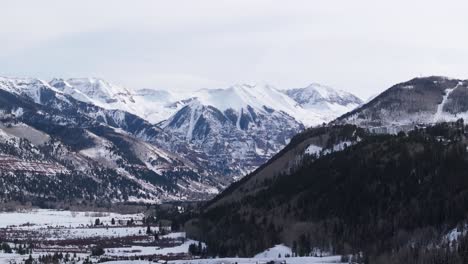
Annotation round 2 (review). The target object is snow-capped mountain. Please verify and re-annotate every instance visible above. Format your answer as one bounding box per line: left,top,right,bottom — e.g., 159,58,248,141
0,76,366,203
165,82,362,127
45,79,363,178
49,78,183,123
334,76,468,133
50,77,134,106
0,77,221,203
284,83,363,123
49,78,362,127
158,84,306,177
162,107,303,177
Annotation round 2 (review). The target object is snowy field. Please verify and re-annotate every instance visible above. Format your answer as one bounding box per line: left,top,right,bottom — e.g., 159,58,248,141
0,209,143,228
102,255,342,264
106,239,200,257
103,244,342,264
168,256,342,264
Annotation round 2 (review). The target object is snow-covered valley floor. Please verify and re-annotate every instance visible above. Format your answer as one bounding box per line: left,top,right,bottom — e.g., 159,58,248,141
0,210,343,264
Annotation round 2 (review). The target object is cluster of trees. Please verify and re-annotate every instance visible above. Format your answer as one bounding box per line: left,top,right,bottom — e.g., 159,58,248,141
369,233,468,264
35,252,81,264
188,241,206,257
0,241,32,254
0,166,156,205
190,122,468,263
1,242,12,253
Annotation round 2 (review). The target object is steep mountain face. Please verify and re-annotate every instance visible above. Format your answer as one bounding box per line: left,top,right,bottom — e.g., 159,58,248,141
0,77,218,204
285,83,362,123
161,102,304,178
160,84,306,178
189,122,468,262
335,76,468,133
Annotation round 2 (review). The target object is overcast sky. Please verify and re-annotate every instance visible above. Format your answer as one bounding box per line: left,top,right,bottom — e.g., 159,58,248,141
2,0,468,99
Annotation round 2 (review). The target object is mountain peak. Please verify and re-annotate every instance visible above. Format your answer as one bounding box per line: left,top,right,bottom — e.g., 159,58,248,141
286,83,363,106
49,77,135,108
66,77,132,96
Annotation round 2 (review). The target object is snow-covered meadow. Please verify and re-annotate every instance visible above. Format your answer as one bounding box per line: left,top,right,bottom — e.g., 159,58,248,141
0,210,343,264
0,209,143,228
0,209,194,263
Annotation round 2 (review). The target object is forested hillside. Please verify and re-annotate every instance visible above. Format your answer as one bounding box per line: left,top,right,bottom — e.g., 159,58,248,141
188,121,468,263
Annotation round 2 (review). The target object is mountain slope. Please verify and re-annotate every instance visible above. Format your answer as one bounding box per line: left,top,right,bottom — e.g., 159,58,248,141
48,78,363,179
285,83,362,122
50,78,182,123
50,78,363,127
334,76,468,132
189,122,468,262
0,77,218,203
160,84,306,178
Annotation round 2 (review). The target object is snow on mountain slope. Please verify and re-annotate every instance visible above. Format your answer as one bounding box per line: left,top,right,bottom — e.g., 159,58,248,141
55,77,133,104
194,83,297,113
132,88,185,123
285,83,363,124
50,78,183,123
0,77,64,104
192,83,325,126
160,86,306,178
0,77,225,203
49,78,362,127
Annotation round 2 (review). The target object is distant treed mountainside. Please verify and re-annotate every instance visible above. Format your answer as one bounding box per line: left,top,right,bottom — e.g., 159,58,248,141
189,122,468,263
335,76,468,133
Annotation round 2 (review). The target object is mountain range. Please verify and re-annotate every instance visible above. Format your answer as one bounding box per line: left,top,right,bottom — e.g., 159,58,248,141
186,76,468,262
5,75,468,205
0,76,362,204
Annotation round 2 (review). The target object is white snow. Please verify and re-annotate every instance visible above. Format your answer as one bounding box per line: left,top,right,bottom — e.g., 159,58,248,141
433,83,461,123
444,225,467,244
103,256,342,264
106,239,203,257
305,144,322,156
167,256,342,264
254,244,292,258
162,232,186,239
0,209,143,228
